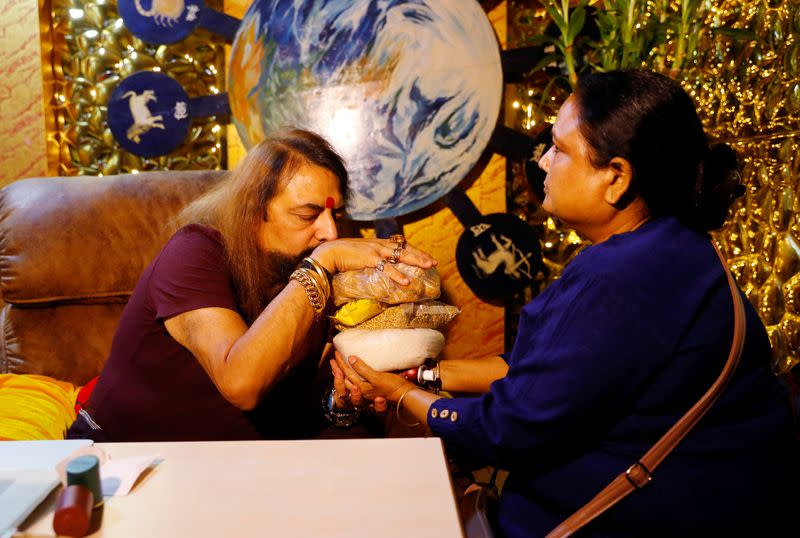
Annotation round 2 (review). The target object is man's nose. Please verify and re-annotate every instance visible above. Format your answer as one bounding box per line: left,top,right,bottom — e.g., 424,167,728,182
538,147,552,172
316,211,338,242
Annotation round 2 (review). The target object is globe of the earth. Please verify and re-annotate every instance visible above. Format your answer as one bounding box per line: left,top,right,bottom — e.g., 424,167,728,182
228,0,503,220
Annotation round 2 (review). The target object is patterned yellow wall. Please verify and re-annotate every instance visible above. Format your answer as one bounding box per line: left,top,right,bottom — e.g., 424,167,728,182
0,0,51,187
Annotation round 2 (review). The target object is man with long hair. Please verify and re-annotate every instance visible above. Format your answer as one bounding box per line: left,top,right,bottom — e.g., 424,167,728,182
67,129,435,441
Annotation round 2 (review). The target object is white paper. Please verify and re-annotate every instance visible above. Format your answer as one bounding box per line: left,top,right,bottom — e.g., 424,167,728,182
100,455,160,497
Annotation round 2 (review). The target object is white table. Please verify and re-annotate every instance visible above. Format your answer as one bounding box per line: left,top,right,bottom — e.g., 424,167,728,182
18,438,463,537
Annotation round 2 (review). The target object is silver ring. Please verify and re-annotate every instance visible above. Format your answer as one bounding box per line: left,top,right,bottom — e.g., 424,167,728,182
375,259,386,272
389,246,404,264
334,388,350,401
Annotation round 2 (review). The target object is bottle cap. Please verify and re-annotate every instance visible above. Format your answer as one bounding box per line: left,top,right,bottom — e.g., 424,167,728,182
53,484,93,537
66,455,103,508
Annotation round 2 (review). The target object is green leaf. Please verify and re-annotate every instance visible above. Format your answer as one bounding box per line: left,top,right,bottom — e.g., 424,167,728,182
567,7,587,45
685,0,703,17
713,27,758,42
543,4,568,34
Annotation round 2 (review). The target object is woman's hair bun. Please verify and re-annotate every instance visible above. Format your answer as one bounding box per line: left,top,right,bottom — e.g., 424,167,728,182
687,143,744,231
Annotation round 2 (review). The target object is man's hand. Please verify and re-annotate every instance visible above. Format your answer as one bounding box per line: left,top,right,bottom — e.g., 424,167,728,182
311,238,436,286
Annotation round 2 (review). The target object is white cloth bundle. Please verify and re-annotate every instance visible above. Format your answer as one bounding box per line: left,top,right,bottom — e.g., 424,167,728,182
332,328,445,372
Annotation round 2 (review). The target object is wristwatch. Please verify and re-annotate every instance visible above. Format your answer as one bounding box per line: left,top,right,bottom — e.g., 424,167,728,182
402,360,441,394
321,386,361,428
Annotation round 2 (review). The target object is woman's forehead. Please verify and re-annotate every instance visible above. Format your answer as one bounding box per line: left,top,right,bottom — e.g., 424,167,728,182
553,96,579,134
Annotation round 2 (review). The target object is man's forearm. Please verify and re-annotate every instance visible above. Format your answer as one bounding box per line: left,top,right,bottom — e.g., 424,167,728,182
439,356,508,394
221,280,319,407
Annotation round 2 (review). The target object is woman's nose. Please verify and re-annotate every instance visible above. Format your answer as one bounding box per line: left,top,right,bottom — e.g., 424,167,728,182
538,146,552,172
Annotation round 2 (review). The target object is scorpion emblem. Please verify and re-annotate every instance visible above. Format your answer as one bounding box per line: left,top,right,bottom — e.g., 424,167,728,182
134,0,185,27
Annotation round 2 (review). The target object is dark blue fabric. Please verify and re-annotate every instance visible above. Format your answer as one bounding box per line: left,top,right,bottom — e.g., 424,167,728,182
430,217,799,537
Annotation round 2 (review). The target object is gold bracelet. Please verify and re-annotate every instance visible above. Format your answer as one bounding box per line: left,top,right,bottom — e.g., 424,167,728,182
396,386,421,427
303,257,331,299
305,265,331,308
291,268,326,318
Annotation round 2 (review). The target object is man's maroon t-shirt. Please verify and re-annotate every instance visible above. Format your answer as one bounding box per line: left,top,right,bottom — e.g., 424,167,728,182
81,224,323,441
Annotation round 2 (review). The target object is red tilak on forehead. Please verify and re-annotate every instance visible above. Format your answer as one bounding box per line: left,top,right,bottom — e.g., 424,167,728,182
325,196,335,209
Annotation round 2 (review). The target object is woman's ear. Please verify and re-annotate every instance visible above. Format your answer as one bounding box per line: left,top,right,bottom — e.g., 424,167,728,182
604,157,634,206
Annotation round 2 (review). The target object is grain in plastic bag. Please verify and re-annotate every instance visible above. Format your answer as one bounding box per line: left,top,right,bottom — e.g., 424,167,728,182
352,301,460,331
332,263,440,306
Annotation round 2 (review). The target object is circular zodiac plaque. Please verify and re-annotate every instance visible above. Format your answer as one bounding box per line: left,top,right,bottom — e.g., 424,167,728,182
108,71,192,157
228,0,503,220
118,0,206,44
455,213,542,302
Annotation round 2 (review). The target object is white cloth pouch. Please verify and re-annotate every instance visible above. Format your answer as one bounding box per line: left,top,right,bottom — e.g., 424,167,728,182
333,328,445,371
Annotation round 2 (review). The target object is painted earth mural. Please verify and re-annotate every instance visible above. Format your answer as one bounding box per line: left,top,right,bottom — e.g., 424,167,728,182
228,0,503,220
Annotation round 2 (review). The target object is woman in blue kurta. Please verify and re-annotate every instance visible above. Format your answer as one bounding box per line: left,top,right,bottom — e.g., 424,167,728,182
333,70,799,536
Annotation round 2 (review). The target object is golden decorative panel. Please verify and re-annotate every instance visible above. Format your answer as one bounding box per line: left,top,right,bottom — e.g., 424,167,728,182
48,0,228,175
508,0,800,375
694,0,800,374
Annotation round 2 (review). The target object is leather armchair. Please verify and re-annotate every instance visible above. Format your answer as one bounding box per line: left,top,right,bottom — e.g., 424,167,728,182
0,170,224,385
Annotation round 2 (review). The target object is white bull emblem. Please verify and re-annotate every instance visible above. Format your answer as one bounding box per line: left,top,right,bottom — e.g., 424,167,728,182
135,0,184,27
122,89,165,144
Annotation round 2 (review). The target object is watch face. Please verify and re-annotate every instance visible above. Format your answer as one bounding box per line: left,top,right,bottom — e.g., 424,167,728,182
108,71,191,157
322,388,361,428
118,0,205,44
456,213,542,302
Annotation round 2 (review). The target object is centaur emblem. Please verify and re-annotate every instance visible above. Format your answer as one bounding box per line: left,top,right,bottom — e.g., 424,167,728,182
134,0,185,27
122,89,165,143
472,233,534,280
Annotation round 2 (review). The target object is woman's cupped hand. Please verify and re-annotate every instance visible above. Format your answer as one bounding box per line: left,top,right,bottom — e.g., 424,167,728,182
330,351,416,411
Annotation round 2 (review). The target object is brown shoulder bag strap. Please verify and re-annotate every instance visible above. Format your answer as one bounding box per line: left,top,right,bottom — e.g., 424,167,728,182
546,241,747,538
